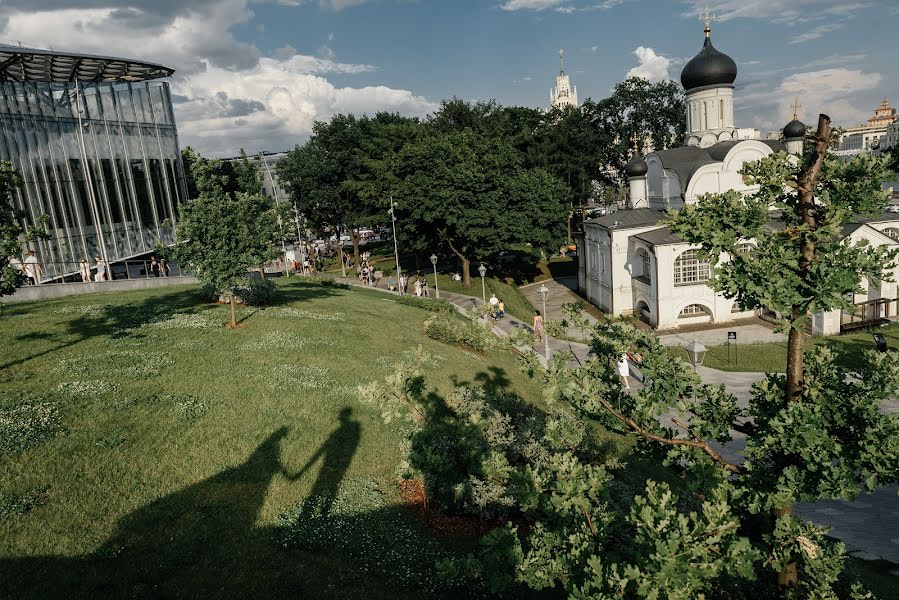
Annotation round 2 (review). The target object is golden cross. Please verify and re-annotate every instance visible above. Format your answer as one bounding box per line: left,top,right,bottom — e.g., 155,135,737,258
699,6,716,36
630,132,640,151
790,97,802,120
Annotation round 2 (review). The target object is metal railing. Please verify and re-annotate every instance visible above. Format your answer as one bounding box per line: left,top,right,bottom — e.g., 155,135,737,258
16,260,187,285
841,296,899,330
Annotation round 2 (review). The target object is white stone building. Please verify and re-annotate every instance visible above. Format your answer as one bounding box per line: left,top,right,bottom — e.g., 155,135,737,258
838,99,898,152
550,49,578,109
576,21,899,335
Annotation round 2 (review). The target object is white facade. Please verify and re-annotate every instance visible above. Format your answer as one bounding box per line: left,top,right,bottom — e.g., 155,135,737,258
577,27,899,334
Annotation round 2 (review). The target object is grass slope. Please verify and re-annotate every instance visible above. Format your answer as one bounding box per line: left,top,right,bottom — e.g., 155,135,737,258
0,279,546,598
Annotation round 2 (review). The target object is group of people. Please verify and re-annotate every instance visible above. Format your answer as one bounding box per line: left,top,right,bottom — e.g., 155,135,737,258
488,293,506,320
7,251,112,285
148,256,170,278
384,273,432,297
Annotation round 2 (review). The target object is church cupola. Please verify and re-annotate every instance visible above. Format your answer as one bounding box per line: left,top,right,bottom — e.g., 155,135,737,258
783,99,806,155
682,10,739,148
626,134,648,208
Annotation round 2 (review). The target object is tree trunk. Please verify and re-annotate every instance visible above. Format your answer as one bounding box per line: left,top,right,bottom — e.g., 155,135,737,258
337,238,346,278
777,114,832,591
230,295,237,328
445,237,471,288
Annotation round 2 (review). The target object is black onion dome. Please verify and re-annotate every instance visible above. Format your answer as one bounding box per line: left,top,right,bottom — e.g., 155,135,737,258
783,118,806,139
680,36,738,92
625,154,648,177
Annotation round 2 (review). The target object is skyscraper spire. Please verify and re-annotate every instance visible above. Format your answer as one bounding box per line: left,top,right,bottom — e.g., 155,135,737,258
559,48,565,74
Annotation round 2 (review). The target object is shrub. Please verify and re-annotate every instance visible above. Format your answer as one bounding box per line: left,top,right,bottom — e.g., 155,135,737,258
198,282,220,303
424,313,492,353
235,277,277,306
394,295,457,315
407,386,588,520
303,275,350,289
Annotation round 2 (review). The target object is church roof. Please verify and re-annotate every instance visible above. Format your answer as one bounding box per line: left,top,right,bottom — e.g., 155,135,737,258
651,140,786,193
584,208,665,229
680,34,738,92
634,227,683,247
856,211,899,225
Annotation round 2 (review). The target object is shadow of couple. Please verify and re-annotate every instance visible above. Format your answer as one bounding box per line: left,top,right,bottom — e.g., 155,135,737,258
1,408,361,598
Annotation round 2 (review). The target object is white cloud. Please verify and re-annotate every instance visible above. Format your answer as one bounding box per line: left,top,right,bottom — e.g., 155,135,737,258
680,0,875,25
788,22,843,45
0,1,435,156
625,46,671,82
499,0,568,10
739,68,882,129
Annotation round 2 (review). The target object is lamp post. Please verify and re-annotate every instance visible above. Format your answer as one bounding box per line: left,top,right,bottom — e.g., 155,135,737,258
537,283,550,358
258,152,289,277
686,339,707,367
390,196,403,294
478,263,487,303
430,254,439,298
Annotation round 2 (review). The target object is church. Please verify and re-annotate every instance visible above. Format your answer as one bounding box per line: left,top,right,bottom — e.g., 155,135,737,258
576,18,899,335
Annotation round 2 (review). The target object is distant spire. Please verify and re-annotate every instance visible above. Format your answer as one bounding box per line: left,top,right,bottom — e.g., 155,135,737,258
699,6,716,38
630,131,641,154
559,48,565,74
791,97,802,120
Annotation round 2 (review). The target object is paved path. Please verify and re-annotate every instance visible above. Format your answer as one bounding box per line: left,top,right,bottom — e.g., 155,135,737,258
658,324,787,348
520,277,599,340
332,275,898,565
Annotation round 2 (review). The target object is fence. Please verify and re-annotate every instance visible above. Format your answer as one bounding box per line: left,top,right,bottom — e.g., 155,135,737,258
841,296,899,331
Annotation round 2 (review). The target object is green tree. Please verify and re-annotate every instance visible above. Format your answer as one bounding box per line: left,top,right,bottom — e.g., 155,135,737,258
166,186,280,327
1,162,47,298
387,131,569,287
668,114,899,588
587,77,687,183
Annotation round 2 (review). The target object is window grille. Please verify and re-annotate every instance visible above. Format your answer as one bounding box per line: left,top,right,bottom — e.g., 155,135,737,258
673,249,711,285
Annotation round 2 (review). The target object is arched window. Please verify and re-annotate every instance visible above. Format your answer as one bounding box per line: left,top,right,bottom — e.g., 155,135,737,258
673,249,711,285
679,304,709,318
883,227,899,241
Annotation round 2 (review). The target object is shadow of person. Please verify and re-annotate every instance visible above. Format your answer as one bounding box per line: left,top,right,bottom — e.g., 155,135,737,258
287,408,361,516
0,427,299,597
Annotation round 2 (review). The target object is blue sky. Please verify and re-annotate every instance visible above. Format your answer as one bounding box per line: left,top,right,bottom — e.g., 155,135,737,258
4,0,896,155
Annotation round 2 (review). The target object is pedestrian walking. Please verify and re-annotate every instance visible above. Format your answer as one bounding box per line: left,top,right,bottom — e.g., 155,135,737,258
617,354,631,389
488,293,499,319
79,257,91,282
533,310,545,342
399,274,407,294
414,278,422,297
23,250,41,285
497,300,505,320
422,280,430,297
94,255,107,282
149,255,160,277
160,257,170,277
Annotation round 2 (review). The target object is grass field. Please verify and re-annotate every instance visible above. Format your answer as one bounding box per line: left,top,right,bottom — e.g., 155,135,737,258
670,322,899,372
0,279,559,598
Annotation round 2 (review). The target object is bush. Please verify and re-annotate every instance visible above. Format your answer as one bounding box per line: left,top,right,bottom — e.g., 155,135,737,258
394,295,457,315
407,386,588,520
303,275,350,289
424,313,492,353
235,277,277,306
198,282,220,303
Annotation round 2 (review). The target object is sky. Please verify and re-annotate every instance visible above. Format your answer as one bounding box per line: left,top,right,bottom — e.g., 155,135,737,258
3,0,896,156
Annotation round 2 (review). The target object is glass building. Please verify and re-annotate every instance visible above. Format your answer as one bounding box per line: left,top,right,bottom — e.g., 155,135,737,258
0,44,187,280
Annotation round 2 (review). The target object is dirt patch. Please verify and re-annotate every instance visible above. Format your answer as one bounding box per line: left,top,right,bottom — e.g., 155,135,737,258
399,478,501,539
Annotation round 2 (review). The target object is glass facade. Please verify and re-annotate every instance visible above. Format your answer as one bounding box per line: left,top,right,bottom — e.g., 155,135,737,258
0,80,186,279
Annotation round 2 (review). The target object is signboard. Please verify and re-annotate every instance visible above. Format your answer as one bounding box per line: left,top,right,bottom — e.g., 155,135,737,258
873,333,887,352
727,331,737,364
727,331,737,340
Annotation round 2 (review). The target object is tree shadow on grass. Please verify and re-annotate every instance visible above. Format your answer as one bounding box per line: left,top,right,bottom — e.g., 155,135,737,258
0,283,343,371
0,410,376,598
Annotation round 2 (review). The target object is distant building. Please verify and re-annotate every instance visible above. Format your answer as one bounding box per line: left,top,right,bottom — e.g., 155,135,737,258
550,49,578,109
838,98,898,152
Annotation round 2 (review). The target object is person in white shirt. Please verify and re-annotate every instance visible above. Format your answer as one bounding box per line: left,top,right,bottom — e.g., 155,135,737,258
94,255,107,282
23,250,41,285
488,293,499,319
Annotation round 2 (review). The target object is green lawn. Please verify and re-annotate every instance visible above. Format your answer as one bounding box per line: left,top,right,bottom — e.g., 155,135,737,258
0,279,552,598
670,323,899,373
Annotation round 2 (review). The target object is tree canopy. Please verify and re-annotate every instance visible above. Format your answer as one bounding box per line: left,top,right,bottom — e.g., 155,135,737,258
1,162,47,298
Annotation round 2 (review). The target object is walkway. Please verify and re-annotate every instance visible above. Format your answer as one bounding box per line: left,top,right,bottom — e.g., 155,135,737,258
520,277,600,339
334,274,898,565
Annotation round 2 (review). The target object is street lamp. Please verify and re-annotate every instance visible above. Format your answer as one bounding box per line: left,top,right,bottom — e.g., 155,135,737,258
537,283,550,358
429,254,440,299
478,263,487,303
686,339,707,366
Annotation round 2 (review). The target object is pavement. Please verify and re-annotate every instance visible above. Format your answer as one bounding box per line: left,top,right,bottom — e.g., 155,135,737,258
331,274,899,566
